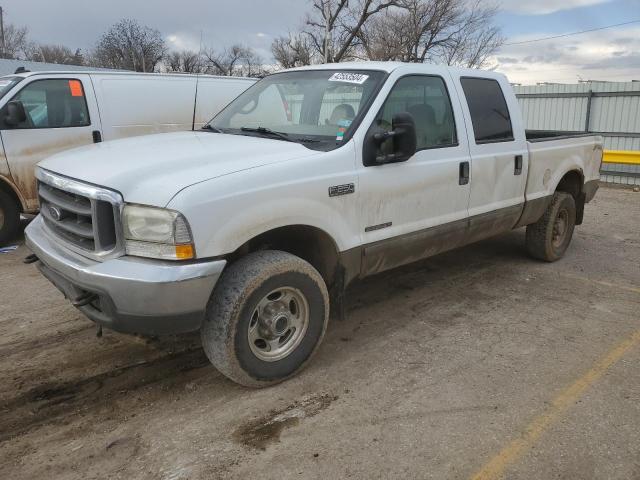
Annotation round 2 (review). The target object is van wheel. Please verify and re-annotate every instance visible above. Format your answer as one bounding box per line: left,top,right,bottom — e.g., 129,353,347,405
0,190,20,246
525,192,576,262
201,250,329,388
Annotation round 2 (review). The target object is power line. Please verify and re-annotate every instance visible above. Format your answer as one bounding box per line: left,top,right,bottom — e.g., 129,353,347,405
503,19,640,46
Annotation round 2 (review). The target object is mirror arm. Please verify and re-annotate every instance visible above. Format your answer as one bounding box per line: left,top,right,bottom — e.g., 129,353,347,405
373,130,397,143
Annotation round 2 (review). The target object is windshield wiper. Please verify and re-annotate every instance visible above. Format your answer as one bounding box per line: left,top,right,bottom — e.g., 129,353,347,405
240,126,322,144
201,124,224,133
240,126,296,143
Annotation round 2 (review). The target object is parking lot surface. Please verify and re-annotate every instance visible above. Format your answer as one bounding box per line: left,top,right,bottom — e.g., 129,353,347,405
1,185,638,480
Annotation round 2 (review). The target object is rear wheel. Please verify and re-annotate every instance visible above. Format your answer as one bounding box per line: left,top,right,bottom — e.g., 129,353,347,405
0,189,20,246
201,250,329,387
525,192,576,262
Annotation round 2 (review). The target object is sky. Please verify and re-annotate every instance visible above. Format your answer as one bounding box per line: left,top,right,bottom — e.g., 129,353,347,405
4,0,640,85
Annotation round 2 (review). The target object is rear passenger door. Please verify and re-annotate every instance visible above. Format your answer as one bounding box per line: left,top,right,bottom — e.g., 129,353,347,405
0,75,102,211
456,76,528,240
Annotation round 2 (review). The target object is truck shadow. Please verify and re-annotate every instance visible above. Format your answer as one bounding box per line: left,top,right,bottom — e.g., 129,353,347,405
0,229,531,444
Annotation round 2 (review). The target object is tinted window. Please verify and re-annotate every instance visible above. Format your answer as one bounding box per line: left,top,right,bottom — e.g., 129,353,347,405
374,75,457,151
11,79,90,129
460,77,513,143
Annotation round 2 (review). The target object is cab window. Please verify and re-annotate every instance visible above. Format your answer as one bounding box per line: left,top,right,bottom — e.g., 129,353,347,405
460,77,514,143
374,75,458,151
10,79,90,129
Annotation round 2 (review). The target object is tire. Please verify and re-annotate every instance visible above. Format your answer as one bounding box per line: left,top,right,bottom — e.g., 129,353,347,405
0,189,20,246
201,250,329,388
525,192,576,262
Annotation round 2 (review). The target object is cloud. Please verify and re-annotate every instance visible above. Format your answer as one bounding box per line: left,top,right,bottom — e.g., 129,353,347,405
496,56,519,64
498,0,612,15
165,33,201,52
493,25,640,84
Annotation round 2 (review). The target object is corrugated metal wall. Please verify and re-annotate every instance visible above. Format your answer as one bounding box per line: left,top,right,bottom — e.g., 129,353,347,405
514,81,640,185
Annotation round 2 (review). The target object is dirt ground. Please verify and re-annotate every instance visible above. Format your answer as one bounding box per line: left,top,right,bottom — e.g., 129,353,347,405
1,185,639,480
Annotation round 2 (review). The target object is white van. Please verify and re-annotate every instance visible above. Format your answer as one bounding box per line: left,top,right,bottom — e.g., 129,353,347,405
0,70,256,243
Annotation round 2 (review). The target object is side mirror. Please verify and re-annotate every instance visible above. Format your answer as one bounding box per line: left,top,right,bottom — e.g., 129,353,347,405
364,112,417,166
4,100,27,127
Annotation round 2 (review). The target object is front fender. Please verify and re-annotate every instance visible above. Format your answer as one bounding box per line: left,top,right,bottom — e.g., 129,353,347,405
167,142,361,258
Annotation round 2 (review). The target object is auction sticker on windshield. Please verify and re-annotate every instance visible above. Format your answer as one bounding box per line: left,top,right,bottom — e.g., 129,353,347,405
329,72,370,84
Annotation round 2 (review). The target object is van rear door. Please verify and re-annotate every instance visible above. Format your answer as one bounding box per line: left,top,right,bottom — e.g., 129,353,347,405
0,74,102,211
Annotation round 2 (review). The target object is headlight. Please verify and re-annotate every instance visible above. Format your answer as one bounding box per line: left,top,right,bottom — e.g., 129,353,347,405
122,204,195,260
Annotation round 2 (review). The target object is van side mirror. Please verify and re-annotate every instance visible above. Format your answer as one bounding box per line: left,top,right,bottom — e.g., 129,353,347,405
4,100,27,127
364,112,417,166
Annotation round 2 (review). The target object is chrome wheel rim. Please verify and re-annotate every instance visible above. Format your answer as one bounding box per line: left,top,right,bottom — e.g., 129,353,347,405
248,286,309,362
552,209,568,248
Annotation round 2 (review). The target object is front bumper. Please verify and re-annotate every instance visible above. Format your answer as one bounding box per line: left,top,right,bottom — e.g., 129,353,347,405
25,215,226,335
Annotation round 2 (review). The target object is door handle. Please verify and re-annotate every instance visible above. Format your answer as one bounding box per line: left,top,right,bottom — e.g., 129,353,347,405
459,161,469,185
92,130,102,143
514,155,523,175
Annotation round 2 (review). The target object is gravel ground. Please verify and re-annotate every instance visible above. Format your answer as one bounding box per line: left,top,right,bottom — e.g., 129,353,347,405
0,184,638,480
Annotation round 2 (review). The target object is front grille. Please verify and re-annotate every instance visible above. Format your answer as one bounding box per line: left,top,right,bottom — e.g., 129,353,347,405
37,171,122,256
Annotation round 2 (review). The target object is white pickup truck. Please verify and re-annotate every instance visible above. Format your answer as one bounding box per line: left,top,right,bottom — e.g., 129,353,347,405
25,62,602,387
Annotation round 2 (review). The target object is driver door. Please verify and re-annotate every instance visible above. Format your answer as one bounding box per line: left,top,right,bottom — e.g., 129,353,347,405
357,74,472,276
0,74,102,211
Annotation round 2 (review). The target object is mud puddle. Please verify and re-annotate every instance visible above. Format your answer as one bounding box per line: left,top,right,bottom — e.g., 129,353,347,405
234,393,338,450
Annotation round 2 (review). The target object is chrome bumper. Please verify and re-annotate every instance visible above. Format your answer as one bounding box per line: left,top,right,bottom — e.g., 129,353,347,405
25,215,226,334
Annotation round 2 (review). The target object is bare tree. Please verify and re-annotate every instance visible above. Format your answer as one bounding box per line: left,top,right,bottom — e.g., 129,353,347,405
92,19,167,72
0,23,30,59
304,0,400,63
27,44,85,65
361,0,503,68
435,2,503,68
203,44,266,77
271,34,314,69
166,50,203,73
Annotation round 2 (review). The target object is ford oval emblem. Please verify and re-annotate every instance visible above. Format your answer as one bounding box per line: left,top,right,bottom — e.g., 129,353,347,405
48,204,63,221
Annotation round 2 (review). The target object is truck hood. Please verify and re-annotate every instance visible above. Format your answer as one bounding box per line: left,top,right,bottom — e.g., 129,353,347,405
39,131,320,206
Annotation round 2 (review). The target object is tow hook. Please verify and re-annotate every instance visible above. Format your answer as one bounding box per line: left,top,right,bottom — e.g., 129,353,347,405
23,254,39,264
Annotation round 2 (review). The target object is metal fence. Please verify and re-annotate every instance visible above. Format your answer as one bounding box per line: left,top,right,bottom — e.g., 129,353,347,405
514,81,640,185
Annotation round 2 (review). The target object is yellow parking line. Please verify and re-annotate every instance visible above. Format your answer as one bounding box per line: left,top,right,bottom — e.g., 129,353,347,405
470,329,640,480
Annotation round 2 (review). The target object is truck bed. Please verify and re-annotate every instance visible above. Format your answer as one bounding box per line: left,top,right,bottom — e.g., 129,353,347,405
524,132,603,204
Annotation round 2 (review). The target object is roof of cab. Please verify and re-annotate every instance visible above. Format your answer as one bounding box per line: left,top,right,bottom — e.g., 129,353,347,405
285,61,509,81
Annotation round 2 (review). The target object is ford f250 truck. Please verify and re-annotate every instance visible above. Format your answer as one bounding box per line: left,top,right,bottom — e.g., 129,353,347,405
25,62,602,387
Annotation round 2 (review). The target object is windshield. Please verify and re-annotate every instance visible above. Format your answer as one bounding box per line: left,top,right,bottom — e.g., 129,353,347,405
208,69,386,151
0,76,22,100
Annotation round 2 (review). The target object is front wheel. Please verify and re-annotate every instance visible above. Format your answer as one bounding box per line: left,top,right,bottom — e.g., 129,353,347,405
525,192,576,262
201,250,329,387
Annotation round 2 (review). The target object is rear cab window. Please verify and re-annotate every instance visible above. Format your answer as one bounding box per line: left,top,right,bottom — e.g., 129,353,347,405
9,78,90,129
460,77,513,144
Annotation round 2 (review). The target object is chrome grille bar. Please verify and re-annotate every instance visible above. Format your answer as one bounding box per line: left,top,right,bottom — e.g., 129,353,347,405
36,168,125,261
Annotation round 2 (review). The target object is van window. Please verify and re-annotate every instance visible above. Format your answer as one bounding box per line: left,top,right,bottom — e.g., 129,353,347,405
374,75,457,150
11,79,90,129
460,77,513,143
